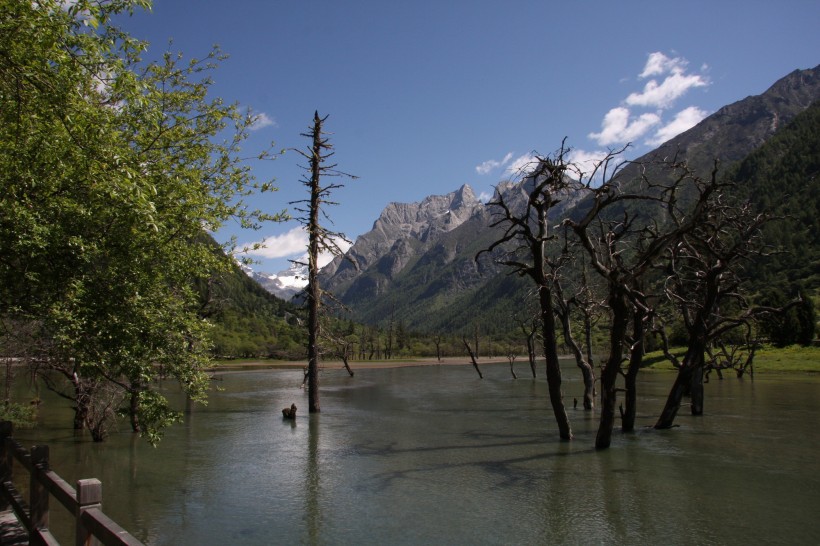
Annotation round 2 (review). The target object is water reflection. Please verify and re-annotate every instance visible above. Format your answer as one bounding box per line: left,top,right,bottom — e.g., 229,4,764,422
10,365,820,545
305,415,320,545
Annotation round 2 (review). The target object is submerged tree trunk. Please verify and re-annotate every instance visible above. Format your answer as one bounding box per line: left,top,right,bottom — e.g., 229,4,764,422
622,306,646,432
690,364,704,415
341,357,354,377
596,289,629,450
655,342,705,429
558,306,595,410
462,337,483,379
129,388,141,433
72,376,91,431
306,113,324,413
527,336,537,378
540,285,572,441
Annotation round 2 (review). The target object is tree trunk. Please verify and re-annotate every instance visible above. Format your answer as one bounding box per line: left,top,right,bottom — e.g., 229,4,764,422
129,388,141,433
306,117,323,413
462,338,483,379
558,306,595,410
595,289,628,450
690,364,704,415
72,377,90,431
527,337,537,379
622,306,645,433
540,286,572,441
655,343,705,429
341,354,354,377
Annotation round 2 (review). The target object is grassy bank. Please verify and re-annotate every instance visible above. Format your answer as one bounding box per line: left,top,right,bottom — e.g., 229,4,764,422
644,345,820,374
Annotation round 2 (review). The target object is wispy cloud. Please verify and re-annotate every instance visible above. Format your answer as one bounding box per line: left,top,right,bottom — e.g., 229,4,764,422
589,107,661,147
626,71,708,109
239,226,307,259
477,190,493,203
476,152,514,175
505,153,538,178
646,106,708,146
567,148,610,179
478,52,709,179
587,51,709,147
238,226,352,268
639,51,686,79
250,112,277,131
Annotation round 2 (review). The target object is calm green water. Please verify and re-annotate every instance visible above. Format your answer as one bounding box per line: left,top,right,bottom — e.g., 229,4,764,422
10,362,820,545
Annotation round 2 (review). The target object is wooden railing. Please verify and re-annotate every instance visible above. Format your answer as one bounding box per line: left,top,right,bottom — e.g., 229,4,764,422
0,421,143,546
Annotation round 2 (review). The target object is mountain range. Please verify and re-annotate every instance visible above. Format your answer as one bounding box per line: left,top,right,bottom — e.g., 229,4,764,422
251,65,820,335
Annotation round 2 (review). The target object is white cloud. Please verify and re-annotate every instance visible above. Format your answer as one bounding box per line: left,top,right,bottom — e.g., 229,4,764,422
567,148,609,179
239,226,307,259
646,106,709,146
504,153,538,178
588,107,661,146
320,239,352,267
639,52,687,79
250,112,277,131
475,151,514,175
476,159,500,175
239,226,353,267
626,71,708,109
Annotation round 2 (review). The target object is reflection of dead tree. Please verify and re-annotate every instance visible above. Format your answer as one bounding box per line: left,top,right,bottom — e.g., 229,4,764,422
462,336,483,379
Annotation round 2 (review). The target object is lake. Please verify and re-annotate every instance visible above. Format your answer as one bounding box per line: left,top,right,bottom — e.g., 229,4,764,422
10,361,820,545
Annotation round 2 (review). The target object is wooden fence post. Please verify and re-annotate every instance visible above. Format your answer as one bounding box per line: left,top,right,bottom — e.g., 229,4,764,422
0,421,13,511
30,444,50,533
76,479,102,546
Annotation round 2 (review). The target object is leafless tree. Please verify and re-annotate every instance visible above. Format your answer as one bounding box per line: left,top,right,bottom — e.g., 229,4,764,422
513,311,538,379
478,144,576,441
462,336,483,379
565,149,721,449
291,112,356,413
552,240,597,410
653,177,780,428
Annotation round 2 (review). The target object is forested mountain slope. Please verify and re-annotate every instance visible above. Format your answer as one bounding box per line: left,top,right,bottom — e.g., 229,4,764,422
731,100,820,293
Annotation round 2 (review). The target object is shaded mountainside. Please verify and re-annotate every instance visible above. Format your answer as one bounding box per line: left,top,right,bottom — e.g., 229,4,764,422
315,65,820,334
732,100,820,292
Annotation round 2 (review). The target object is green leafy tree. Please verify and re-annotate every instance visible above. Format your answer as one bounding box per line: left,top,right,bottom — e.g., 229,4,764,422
0,0,282,443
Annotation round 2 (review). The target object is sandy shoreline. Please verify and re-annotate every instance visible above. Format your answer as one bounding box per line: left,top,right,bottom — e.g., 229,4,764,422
209,356,512,373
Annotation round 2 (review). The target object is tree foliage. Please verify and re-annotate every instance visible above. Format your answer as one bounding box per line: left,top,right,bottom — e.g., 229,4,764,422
0,0,282,443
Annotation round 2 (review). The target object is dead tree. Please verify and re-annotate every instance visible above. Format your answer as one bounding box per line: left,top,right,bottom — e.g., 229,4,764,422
505,343,519,379
478,145,574,441
432,333,443,362
462,336,483,379
552,243,597,410
566,150,721,449
291,112,356,413
514,313,539,379
654,186,777,428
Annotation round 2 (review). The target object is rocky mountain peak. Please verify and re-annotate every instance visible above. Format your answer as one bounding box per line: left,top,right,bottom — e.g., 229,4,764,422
321,184,483,286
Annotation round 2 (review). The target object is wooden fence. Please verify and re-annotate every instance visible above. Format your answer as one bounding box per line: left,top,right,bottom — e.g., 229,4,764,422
0,421,143,546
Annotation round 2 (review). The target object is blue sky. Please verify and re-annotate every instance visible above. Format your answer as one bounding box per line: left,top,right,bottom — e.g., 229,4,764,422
115,0,820,273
